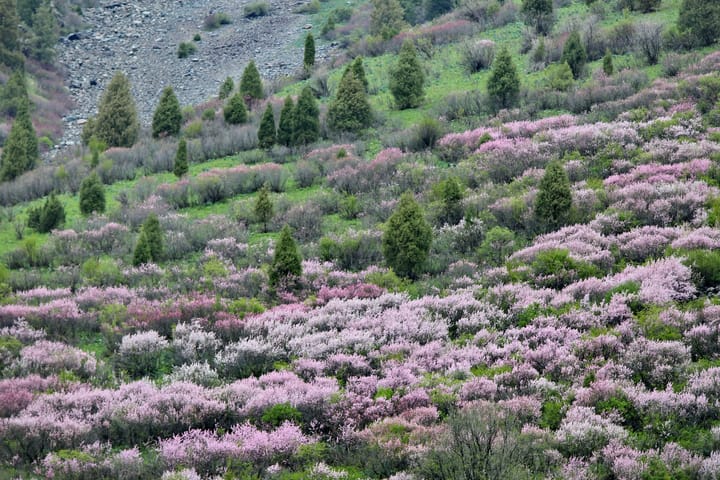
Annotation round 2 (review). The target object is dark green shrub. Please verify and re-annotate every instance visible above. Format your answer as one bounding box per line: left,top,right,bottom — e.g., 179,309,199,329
94,72,139,148
261,403,302,427
382,192,432,279
269,225,302,287
244,1,269,17
177,41,197,58
152,86,182,138
389,40,424,110
224,93,248,124
240,60,264,101
79,173,106,216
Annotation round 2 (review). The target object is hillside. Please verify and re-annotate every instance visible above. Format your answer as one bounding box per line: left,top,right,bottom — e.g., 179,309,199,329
3,0,720,479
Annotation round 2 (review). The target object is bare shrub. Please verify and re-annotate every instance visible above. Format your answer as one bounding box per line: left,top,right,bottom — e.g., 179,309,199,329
461,39,496,73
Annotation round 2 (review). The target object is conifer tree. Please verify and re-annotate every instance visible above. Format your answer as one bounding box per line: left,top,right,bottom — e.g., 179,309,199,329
0,70,28,117
343,57,369,91
437,177,464,226
487,46,519,110
277,96,295,147
133,232,152,266
30,0,58,63
561,31,587,80
535,161,572,232
79,173,106,216
0,0,20,52
239,60,264,102
370,0,406,40
269,225,302,287
17,0,42,25
152,86,182,138
94,72,139,148
678,0,720,47
257,104,277,149
254,182,274,232
328,70,371,133
173,138,188,177
389,40,424,110
304,33,316,69
521,0,554,34
602,49,614,76
382,192,432,279
425,0,454,20
136,213,164,262
0,99,38,182
224,92,248,124
38,194,65,233
292,87,319,146
219,76,234,99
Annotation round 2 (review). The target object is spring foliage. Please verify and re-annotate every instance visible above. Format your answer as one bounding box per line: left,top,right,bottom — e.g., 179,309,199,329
382,192,432,278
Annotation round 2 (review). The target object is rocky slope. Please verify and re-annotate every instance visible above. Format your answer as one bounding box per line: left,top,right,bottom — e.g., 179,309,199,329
56,0,325,148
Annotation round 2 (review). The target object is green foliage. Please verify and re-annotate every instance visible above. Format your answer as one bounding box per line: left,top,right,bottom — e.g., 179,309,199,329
0,0,20,53
261,403,302,427
257,104,277,149
346,57,369,91
683,249,720,292
277,96,295,147
370,0,406,40
389,40,425,110
678,0,720,47
224,93,248,125
36,194,65,233
487,46,519,110
152,86,182,138
425,0,454,20
173,138,188,178
304,33,315,69
269,225,302,287
193,33,201,41
435,177,464,226
94,72,139,148
29,0,58,63
328,70,372,133
292,86,319,146
0,70,28,117
530,249,601,289
1,99,38,182
539,399,564,430
595,391,642,431
697,75,720,114
79,173,106,216
535,161,572,232
478,226,516,266
382,192,432,279
561,31,587,80
219,76,234,99
254,182,274,232
544,62,574,91
521,0,553,34
177,41,197,58
133,214,163,266
244,1,269,18
603,49,614,76
240,60,264,101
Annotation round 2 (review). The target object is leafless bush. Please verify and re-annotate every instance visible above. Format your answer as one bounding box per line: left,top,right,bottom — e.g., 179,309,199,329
461,39,496,73
635,21,664,65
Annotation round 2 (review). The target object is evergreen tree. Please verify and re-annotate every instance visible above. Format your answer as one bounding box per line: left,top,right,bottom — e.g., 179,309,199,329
239,60,264,101
94,72,139,148
277,96,295,147
304,33,315,69
254,182,274,232
152,86,182,138
292,86,319,146
30,1,58,63
328,70,371,133
79,173,106,216
350,57,368,91
0,99,38,182
38,194,65,233
425,0,454,20
602,49,614,76
535,161,572,232
487,46,520,110
257,104,277,149
521,0,554,34
561,31,587,80
269,225,302,287
219,76,234,99
0,69,28,117
678,0,720,47
138,214,163,262
382,192,432,279
16,0,42,25
389,40,425,110
173,138,188,177
224,92,248,124
370,0,406,40
133,232,152,266
437,177,464,226
0,0,22,69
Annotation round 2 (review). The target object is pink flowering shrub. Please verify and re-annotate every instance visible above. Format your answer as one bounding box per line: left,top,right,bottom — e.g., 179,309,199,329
15,341,97,378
